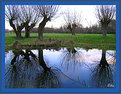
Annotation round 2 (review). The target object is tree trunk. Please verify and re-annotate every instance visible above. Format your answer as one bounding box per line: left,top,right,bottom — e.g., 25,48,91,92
40,31,43,40
16,31,22,39
38,17,49,40
9,19,21,38
70,30,75,35
11,56,17,65
99,49,109,67
25,30,30,38
102,27,107,38
25,23,36,38
38,49,50,72
102,24,108,38
72,31,75,35
38,27,44,40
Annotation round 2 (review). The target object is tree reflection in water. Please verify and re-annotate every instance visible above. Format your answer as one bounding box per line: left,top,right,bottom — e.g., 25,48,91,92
5,49,60,88
34,49,60,88
35,69,60,88
59,48,90,87
5,48,116,88
91,49,115,88
60,48,84,70
5,50,39,88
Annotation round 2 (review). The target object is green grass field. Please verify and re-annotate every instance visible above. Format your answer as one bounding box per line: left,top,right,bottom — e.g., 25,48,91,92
5,33,116,51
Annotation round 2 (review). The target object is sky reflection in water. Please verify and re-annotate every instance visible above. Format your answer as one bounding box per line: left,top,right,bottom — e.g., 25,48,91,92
5,48,116,88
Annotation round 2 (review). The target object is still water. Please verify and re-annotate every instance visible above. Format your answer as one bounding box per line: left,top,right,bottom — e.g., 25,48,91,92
5,48,116,88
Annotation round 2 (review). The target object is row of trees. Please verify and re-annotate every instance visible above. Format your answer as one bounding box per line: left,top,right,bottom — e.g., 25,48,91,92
63,5,116,38
11,20,113,34
5,5,116,39
6,5,37,38
5,5,59,40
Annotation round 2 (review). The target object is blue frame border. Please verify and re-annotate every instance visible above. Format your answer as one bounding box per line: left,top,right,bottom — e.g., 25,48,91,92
0,0,120,93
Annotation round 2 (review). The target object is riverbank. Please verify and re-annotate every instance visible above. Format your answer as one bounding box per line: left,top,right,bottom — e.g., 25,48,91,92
5,33,116,51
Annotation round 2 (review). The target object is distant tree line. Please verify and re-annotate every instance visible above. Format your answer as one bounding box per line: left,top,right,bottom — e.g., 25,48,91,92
5,19,116,34
31,20,115,34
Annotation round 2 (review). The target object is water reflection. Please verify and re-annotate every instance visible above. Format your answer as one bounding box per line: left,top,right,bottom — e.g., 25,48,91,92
5,50,38,88
36,49,60,88
5,48,116,88
5,49,60,88
35,69,60,88
38,49,50,72
60,48,85,71
91,49,115,88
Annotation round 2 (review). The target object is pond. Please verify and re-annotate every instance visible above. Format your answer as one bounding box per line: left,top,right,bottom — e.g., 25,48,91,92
5,48,116,88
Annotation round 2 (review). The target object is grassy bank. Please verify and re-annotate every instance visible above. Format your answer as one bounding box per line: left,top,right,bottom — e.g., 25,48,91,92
5,33,116,51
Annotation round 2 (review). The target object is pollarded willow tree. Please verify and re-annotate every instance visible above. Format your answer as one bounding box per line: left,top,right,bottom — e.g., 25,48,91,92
96,5,116,38
5,5,39,38
5,5,25,38
63,10,82,35
19,5,39,38
33,5,60,40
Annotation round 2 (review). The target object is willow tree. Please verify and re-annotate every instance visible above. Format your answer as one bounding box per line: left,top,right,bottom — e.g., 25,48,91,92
19,5,39,38
96,5,116,38
5,5,25,38
63,10,82,35
34,5,59,40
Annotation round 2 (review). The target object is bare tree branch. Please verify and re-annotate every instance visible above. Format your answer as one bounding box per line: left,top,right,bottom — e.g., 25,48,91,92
5,5,25,38
63,10,82,35
95,5,116,38
33,5,60,40
19,5,39,38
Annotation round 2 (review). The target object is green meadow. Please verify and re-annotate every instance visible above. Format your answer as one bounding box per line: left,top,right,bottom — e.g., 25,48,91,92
5,33,116,51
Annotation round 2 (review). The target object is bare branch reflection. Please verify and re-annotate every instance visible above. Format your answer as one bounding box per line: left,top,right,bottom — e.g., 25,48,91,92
60,48,85,70
34,49,60,88
91,49,114,88
5,48,116,88
5,49,60,88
